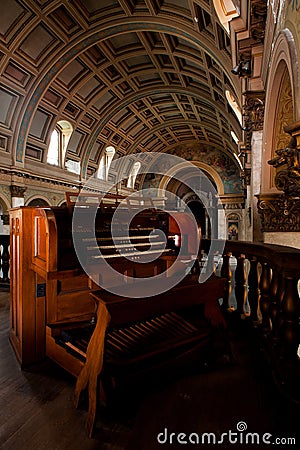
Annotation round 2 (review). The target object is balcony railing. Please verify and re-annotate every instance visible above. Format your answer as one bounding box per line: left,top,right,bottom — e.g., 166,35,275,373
0,235,10,290
201,238,300,402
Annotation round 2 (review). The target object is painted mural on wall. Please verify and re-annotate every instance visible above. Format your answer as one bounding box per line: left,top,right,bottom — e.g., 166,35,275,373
142,144,242,194
227,213,240,240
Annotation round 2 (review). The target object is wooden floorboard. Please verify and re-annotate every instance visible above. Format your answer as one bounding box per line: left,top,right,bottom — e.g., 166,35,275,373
0,291,299,449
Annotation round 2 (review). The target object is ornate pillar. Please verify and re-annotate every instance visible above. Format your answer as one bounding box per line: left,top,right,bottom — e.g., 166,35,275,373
251,130,263,241
10,185,27,207
243,92,265,242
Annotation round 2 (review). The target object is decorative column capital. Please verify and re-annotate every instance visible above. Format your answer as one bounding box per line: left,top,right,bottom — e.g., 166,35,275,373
241,168,251,186
257,194,300,232
10,185,27,198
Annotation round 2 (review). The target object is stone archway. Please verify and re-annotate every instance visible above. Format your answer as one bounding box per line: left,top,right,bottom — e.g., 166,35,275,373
27,197,50,207
262,30,296,193
0,196,10,235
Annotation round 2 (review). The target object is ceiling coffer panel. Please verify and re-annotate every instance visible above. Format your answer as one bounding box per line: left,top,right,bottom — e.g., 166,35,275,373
0,0,243,175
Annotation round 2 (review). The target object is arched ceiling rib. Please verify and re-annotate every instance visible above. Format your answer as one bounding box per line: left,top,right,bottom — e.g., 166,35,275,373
0,0,243,178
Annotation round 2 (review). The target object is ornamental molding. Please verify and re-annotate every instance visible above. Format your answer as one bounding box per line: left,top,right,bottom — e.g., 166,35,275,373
218,194,245,210
257,193,300,232
223,203,244,210
243,91,265,132
250,0,267,43
0,167,81,190
10,185,27,198
268,121,300,196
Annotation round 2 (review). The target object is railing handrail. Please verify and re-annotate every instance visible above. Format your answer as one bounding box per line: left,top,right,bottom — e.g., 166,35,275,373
201,238,300,277
201,236,300,402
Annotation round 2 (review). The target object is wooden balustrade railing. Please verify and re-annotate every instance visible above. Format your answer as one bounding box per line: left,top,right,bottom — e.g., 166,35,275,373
201,238,300,400
0,235,10,290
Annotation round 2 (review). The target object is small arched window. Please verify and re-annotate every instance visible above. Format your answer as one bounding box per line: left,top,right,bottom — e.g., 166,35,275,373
97,145,115,180
127,161,141,188
47,120,73,167
47,129,59,165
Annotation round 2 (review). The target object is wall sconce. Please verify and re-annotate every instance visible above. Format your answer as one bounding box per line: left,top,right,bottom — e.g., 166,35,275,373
231,60,251,77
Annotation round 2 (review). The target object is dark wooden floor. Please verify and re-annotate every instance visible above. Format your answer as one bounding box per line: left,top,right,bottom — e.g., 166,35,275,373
0,290,299,449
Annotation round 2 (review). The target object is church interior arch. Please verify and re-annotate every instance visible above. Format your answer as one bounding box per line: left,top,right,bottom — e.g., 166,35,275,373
262,31,296,193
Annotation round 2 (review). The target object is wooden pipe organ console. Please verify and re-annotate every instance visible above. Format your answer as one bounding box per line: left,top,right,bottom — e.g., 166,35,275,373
9,194,225,436
9,195,200,370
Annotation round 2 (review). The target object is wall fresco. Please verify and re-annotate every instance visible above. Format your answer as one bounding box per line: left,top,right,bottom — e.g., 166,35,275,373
165,144,243,194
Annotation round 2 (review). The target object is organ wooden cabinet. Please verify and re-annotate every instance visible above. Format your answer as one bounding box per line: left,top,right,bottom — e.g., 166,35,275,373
9,200,200,373
10,207,44,367
9,199,228,437
9,206,97,369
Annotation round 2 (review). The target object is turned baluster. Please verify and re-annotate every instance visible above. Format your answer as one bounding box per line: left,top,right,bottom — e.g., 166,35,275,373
248,257,260,323
268,267,281,340
220,252,232,310
234,254,248,317
259,261,272,331
280,275,300,361
275,272,286,331
1,239,10,282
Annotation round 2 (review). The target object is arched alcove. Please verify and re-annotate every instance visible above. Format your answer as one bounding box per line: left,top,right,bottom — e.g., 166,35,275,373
158,162,220,239
0,196,10,234
159,160,224,196
227,212,241,240
26,197,50,207
262,30,297,193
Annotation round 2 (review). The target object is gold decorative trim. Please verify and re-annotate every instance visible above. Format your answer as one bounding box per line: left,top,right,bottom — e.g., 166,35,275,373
257,194,300,232
268,121,300,196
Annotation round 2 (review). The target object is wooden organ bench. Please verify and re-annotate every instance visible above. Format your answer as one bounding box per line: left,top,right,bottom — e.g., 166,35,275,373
68,274,226,437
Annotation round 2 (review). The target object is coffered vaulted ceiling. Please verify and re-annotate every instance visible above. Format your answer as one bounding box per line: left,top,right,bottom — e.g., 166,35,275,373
0,0,242,178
